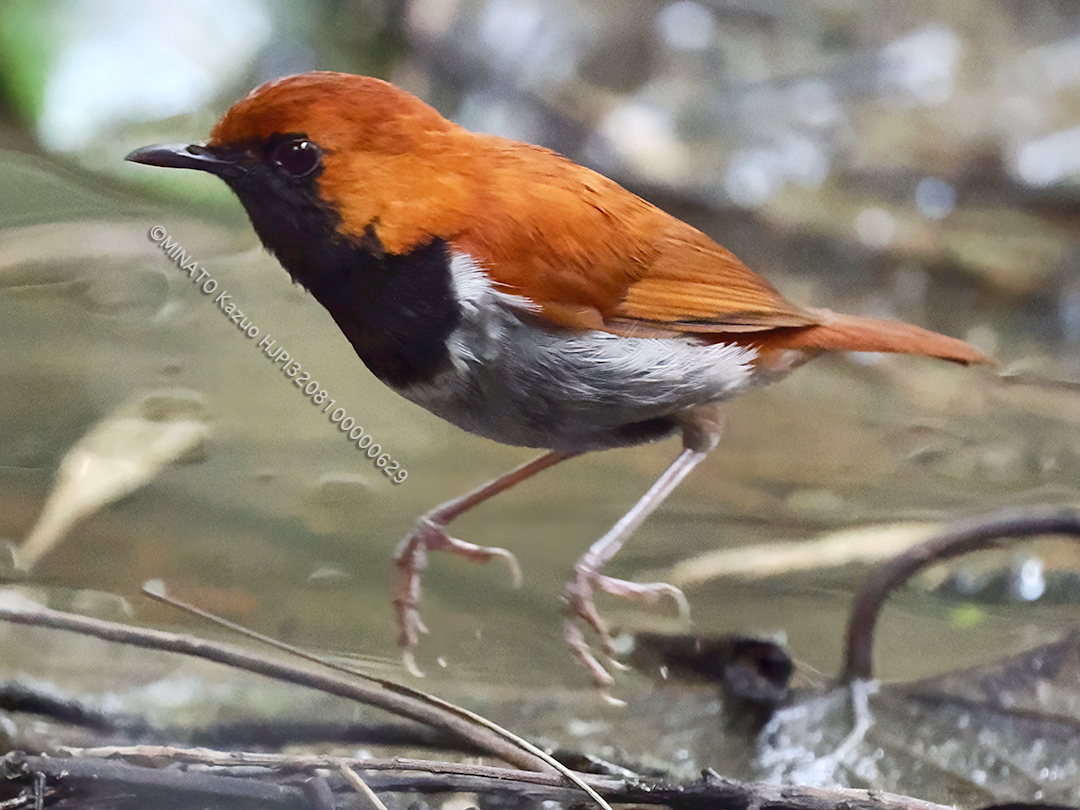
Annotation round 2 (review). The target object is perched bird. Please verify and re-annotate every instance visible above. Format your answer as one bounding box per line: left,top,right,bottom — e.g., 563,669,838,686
127,71,990,687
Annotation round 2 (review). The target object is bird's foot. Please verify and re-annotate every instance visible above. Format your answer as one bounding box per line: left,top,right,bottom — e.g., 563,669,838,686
394,514,521,674
563,564,690,693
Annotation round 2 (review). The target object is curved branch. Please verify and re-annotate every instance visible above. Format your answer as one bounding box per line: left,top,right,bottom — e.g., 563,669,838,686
843,507,1080,681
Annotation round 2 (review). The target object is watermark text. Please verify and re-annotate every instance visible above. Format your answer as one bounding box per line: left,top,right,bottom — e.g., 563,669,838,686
149,225,408,483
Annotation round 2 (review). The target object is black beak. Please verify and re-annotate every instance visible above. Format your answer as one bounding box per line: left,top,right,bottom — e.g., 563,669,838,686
125,143,238,176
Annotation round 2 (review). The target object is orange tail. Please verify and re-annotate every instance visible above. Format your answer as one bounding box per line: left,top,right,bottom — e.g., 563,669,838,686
770,309,993,365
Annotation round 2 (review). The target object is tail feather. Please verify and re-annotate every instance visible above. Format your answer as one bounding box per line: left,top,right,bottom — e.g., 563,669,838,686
775,309,992,366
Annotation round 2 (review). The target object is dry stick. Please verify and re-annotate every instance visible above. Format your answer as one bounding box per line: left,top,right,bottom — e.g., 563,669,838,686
142,585,614,810
843,507,1080,681
67,745,626,798
0,602,538,772
66,745,613,783
39,747,958,810
6,754,308,808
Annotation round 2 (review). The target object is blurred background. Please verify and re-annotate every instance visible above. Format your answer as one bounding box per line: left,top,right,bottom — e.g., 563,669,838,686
1,0,1079,716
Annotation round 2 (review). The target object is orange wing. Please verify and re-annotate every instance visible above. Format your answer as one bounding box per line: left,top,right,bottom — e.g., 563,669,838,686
450,139,987,365
450,137,818,335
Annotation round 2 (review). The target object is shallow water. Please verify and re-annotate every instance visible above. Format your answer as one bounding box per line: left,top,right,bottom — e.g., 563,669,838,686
2,145,1077,700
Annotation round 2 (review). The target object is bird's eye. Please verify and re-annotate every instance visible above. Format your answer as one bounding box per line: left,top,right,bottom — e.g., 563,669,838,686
270,138,321,177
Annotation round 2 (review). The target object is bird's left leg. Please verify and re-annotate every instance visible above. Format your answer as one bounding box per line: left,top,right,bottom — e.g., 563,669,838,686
395,449,575,674
563,407,723,687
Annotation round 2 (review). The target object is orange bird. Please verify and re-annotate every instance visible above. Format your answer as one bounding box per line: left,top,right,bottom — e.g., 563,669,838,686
127,72,990,686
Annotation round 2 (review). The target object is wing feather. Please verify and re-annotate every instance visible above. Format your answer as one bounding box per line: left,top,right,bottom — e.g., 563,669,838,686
451,137,817,334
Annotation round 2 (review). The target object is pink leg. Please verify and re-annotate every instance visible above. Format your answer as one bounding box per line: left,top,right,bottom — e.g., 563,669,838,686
395,450,572,673
564,412,723,687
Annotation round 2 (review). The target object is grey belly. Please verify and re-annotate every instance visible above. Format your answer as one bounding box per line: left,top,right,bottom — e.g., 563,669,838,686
394,306,759,452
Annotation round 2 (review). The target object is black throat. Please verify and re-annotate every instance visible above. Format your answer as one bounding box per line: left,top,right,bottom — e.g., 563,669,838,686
299,233,461,389
224,167,460,389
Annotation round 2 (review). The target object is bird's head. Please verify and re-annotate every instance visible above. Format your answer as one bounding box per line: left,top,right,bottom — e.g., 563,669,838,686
126,71,473,267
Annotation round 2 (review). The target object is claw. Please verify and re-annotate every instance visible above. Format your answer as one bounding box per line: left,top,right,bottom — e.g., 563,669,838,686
386,451,568,681
593,574,692,623
488,545,523,588
647,582,691,624
564,569,691,688
444,534,523,587
402,649,425,679
564,616,616,688
606,656,630,673
600,690,628,708
393,514,521,674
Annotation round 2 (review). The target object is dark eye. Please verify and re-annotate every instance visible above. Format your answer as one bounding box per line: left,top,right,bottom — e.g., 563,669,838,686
270,138,321,177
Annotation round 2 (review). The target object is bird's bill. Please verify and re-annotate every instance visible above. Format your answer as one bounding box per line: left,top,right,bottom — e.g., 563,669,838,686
125,143,234,175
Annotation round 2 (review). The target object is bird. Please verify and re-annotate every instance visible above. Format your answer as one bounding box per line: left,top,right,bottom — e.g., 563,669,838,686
126,71,991,688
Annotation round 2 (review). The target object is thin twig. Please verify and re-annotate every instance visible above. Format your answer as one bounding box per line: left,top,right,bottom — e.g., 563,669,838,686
144,584,615,810
0,602,540,771
843,507,1080,681
64,744,624,787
